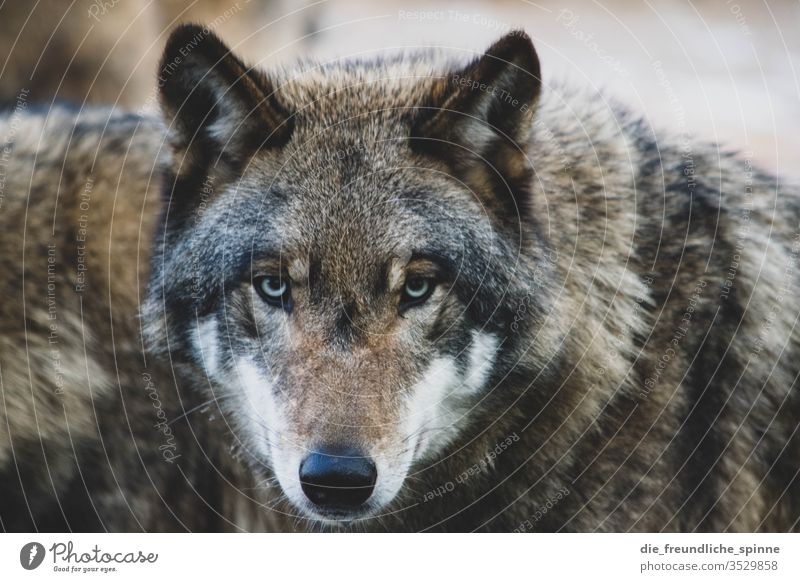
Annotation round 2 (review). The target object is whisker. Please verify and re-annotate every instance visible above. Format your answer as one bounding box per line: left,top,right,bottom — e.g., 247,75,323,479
168,394,234,426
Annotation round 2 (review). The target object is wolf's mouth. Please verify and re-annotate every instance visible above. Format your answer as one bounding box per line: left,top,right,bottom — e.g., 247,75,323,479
301,503,377,525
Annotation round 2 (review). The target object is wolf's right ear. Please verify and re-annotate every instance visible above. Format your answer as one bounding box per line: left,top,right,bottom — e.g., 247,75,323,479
158,24,293,176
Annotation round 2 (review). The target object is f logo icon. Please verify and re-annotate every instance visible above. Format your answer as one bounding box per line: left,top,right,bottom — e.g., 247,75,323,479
20,542,45,570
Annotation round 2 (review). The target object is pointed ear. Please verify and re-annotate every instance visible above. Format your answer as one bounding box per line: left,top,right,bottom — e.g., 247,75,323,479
412,32,541,236
412,31,540,158
158,23,293,176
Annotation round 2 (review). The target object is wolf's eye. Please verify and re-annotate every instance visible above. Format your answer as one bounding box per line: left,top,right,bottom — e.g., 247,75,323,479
255,276,292,311
400,277,435,310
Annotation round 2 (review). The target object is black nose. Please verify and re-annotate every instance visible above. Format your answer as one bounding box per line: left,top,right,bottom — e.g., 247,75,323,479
299,446,377,509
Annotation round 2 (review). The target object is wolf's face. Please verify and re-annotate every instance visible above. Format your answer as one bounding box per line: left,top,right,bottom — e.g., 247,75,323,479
144,25,548,524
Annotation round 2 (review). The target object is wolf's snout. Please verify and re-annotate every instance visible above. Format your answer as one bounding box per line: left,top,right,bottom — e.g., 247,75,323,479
299,446,377,509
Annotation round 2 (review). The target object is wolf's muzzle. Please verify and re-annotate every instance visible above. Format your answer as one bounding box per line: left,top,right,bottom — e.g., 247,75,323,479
299,446,377,510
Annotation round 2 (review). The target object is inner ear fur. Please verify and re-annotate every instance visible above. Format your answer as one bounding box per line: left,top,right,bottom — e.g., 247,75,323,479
411,31,542,237
158,23,293,176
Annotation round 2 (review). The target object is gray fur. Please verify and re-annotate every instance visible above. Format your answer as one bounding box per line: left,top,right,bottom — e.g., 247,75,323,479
1,25,798,532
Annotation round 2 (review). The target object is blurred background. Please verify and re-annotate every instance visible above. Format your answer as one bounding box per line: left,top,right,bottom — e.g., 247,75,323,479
2,0,798,178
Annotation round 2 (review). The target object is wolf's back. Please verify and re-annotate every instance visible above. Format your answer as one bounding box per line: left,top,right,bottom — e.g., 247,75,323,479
0,106,167,529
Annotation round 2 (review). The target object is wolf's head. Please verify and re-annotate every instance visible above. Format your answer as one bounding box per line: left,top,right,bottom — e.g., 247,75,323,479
143,24,555,525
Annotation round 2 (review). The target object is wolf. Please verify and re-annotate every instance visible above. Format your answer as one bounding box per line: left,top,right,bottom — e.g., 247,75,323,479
1,24,799,532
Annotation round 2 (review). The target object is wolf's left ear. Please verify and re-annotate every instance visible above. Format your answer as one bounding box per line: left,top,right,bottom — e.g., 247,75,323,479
412,31,540,159
158,24,293,175
411,32,540,234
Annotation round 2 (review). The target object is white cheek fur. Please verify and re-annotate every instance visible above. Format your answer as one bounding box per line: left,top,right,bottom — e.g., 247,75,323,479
230,358,306,509
233,358,284,456
402,331,500,462
463,331,500,395
193,318,220,377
